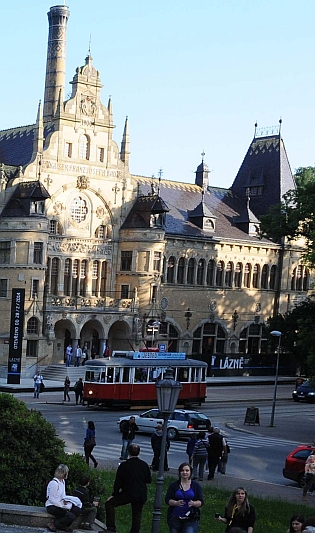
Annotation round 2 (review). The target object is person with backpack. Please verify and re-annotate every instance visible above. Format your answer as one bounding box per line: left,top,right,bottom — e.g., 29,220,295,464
74,377,84,405
191,431,209,481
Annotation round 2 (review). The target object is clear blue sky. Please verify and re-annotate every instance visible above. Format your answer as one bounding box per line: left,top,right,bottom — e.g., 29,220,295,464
1,0,315,188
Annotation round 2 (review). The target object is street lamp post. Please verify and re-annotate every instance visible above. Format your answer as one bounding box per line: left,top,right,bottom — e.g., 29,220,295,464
269,330,282,427
151,367,182,533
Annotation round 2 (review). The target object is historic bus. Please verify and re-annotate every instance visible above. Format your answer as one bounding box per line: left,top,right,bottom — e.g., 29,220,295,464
83,351,208,408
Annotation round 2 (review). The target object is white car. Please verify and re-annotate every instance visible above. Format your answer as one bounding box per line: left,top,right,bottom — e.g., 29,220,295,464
117,409,211,440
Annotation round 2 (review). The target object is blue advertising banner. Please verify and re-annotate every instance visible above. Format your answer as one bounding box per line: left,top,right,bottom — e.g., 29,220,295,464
7,288,25,384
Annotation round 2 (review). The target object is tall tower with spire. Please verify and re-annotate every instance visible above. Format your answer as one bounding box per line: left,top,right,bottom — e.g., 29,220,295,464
43,5,70,122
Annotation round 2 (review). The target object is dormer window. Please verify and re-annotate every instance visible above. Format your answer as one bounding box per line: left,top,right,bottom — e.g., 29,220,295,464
246,186,263,197
150,213,166,227
30,201,45,214
204,218,215,231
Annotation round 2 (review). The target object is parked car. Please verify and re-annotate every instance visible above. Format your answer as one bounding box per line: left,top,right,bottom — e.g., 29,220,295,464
283,444,315,487
117,409,211,440
292,379,315,403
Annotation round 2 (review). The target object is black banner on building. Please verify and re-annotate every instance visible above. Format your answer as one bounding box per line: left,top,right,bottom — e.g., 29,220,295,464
7,288,25,384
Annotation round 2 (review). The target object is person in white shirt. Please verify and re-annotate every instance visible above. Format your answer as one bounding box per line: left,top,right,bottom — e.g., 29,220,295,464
75,344,82,367
33,373,44,399
45,464,82,532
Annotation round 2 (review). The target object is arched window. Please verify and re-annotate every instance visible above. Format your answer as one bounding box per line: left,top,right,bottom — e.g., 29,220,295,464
100,261,107,296
187,258,196,284
72,259,79,295
80,260,87,296
269,265,277,290
64,259,71,296
216,261,224,287
177,257,185,284
296,265,303,291
303,268,309,291
27,316,39,334
49,220,63,234
261,264,269,289
51,257,59,295
71,197,88,223
95,225,108,239
166,256,175,283
243,263,251,288
252,264,260,288
239,323,268,354
197,259,205,285
235,262,242,288
92,260,100,296
79,134,90,159
291,267,296,290
192,322,226,356
225,261,233,287
206,259,215,286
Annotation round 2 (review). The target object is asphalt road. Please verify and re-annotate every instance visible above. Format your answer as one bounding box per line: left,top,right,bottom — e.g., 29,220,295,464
15,383,315,487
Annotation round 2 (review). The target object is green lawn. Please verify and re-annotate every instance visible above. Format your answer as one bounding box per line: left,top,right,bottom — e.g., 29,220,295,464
95,471,314,533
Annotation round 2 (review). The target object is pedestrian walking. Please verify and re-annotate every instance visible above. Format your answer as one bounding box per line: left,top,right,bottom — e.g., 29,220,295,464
191,431,209,481
45,464,82,532
207,426,225,480
73,473,98,530
33,372,44,399
120,415,139,460
101,443,151,533
66,343,72,367
165,462,204,533
218,439,230,474
75,344,82,367
151,422,170,472
81,343,89,365
74,377,84,404
215,486,256,533
186,433,198,466
84,420,98,468
63,376,71,402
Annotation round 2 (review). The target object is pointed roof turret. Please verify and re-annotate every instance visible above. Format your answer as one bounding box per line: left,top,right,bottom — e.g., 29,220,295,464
108,96,113,126
231,121,295,218
195,152,209,189
32,100,44,158
120,116,130,166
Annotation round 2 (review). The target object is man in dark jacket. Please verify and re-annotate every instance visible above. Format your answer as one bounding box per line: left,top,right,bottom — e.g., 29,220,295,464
102,443,151,533
207,426,225,480
120,416,139,460
150,422,170,472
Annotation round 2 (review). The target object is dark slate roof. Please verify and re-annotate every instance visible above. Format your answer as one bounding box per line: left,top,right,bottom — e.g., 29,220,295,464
0,124,55,167
188,200,216,219
231,134,296,218
1,181,50,218
131,176,272,244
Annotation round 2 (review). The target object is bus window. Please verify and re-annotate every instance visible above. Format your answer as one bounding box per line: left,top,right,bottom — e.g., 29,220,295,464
115,369,120,382
100,371,106,382
192,368,201,382
202,368,206,381
177,367,189,382
122,367,130,383
135,368,147,382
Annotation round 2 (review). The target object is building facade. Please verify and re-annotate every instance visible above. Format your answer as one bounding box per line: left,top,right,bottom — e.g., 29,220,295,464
0,5,312,377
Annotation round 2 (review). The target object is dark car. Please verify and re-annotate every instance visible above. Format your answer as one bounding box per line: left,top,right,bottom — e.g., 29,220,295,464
292,379,315,403
283,444,315,486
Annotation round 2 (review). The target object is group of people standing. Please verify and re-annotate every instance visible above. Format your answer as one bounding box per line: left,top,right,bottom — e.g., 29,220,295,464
186,426,229,482
63,376,84,404
66,343,90,367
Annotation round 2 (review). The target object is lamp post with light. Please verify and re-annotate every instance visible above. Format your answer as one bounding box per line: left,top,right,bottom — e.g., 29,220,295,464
269,330,282,427
151,367,182,533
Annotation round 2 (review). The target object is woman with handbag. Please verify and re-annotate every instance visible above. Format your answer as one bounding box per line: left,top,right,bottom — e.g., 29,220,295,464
165,462,204,533
84,421,98,468
302,450,315,500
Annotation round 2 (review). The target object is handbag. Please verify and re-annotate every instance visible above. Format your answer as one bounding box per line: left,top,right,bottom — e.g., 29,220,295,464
40,382,45,393
86,436,96,446
187,506,200,522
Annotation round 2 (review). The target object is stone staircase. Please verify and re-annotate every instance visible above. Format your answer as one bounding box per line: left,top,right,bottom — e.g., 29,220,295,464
41,364,85,382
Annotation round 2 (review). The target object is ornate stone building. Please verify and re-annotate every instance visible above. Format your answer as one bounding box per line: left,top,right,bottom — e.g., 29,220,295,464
0,5,312,376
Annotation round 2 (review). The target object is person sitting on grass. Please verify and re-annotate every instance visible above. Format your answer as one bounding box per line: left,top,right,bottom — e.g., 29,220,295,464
73,474,98,531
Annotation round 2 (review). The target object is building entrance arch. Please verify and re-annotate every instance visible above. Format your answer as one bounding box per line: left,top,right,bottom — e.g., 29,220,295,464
80,319,105,359
108,320,132,352
54,319,76,364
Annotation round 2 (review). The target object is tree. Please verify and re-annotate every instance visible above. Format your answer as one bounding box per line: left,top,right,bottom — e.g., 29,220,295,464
259,166,315,267
266,297,315,379
0,393,66,504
